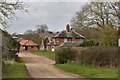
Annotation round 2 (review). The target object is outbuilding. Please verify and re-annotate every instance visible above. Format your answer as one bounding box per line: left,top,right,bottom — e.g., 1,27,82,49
19,39,38,51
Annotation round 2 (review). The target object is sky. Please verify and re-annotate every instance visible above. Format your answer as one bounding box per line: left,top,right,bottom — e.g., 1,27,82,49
6,1,89,34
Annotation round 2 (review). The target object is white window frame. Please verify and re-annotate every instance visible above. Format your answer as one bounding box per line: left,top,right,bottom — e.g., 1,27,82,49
64,38,67,42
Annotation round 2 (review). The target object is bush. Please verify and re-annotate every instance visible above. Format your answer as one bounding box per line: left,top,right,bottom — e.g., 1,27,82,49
55,47,77,64
2,62,9,76
78,46,119,68
2,30,20,61
80,40,99,47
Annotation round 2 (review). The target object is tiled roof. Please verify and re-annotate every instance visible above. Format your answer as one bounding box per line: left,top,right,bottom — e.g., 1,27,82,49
53,30,85,39
20,40,37,46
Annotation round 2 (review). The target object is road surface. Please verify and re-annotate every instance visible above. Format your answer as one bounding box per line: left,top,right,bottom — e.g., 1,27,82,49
18,51,84,79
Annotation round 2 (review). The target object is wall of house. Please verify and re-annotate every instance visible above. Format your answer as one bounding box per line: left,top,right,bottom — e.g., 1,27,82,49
19,45,38,51
52,38,64,44
75,38,80,42
47,45,60,51
53,38,83,44
67,38,72,42
52,38,56,43
28,46,38,51
19,46,24,50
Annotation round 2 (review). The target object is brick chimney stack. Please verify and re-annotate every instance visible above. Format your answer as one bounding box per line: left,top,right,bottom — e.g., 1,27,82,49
66,24,70,32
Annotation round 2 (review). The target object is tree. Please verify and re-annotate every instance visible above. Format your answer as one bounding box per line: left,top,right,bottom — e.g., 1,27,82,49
36,24,48,33
0,0,28,28
35,24,49,49
98,24,117,46
75,27,99,40
71,2,120,28
22,25,54,50
71,2,119,46
24,30,34,34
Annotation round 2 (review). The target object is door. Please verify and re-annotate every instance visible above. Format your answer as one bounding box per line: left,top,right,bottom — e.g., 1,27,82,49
25,46,28,50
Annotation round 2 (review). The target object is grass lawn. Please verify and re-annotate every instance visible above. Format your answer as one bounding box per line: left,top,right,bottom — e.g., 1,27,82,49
32,50,55,60
55,63,119,78
3,58,31,79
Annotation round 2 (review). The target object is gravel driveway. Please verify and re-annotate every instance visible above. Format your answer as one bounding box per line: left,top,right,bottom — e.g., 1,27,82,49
18,51,84,79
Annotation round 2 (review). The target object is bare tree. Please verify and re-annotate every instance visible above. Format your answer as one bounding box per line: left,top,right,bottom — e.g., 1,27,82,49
36,24,48,33
0,0,28,28
71,2,120,28
24,30,33,34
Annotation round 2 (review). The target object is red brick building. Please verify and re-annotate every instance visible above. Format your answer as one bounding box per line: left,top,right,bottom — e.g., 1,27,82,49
46,24,85,51
19,40,38,51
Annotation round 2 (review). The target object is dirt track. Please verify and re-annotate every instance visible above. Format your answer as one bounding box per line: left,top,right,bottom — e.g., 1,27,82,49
18,51,83,78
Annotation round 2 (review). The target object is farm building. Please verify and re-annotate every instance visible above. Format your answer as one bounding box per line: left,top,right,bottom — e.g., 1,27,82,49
19,39,38,51
46,24,85,51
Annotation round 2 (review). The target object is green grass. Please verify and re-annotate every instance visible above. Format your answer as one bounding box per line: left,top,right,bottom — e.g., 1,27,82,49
55,63,119,78
32,50,55,60
3,58,31,78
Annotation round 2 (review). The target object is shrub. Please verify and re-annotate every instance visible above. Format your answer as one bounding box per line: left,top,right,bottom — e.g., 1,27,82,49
80,40,99,47
2,31,20,61
55,47,77,64
78,46,119,68
2,62,9,76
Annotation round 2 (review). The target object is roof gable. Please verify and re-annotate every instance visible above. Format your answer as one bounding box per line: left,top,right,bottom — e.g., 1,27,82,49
20,40,28,45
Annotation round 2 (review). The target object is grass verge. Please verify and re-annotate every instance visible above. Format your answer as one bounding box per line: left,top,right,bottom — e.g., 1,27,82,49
55,63,119,78
32,50,55,60
3,58,31,78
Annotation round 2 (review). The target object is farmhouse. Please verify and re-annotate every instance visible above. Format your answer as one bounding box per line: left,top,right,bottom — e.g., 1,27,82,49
47,24,85,51
19,39,38,51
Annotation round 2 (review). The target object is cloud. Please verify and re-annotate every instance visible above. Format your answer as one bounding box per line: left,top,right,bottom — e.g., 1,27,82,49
7,2,87,34
20,0,90,2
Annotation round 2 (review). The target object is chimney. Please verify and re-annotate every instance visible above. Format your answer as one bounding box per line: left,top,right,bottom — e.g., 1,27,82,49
66,24,70,32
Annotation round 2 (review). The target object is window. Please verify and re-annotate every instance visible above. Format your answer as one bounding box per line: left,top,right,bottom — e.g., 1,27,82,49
64,38,67,42
72,38,75,42
31,46,34,48
52,46,55,51
56,38,59,43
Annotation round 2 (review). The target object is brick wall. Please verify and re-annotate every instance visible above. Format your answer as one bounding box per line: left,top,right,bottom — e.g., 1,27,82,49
19,45,38,51
53,38,82,44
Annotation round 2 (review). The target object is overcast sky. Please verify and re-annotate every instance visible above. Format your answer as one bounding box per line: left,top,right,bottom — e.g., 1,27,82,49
7,1,89,34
